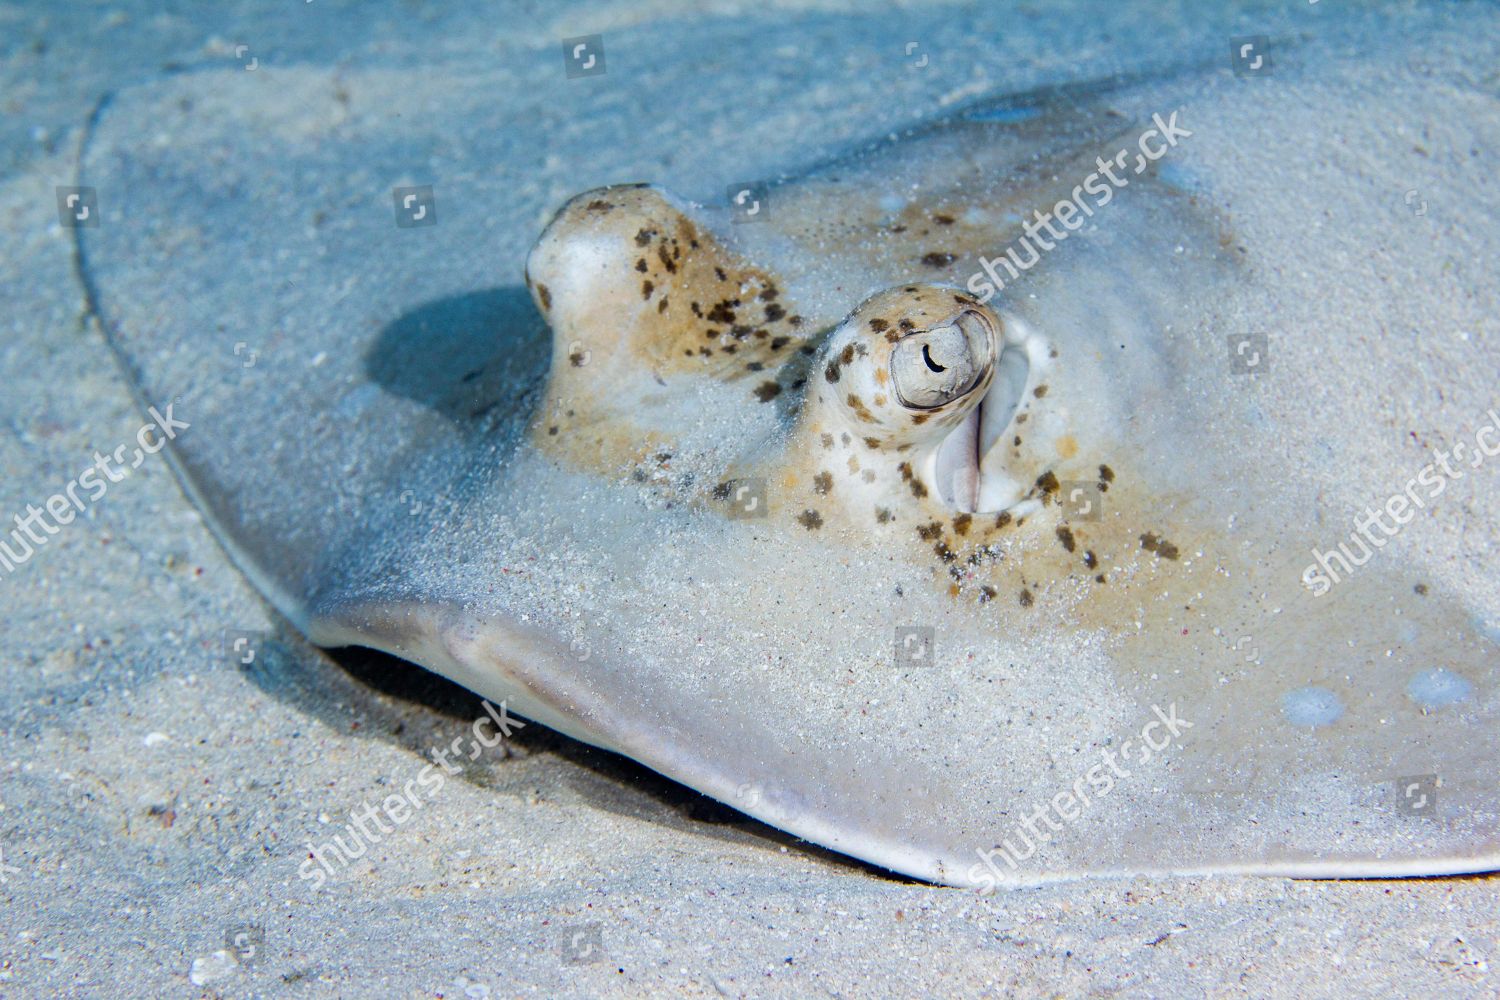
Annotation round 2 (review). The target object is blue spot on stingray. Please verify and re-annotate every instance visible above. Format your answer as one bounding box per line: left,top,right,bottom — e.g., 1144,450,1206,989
1477,617,1500,645
1406,669,1473,708
965,105,1042,124
1155,161,1202,193
1282,687,1343,727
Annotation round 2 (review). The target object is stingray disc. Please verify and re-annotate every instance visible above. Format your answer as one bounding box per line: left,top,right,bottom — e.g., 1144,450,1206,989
77,27,1500,887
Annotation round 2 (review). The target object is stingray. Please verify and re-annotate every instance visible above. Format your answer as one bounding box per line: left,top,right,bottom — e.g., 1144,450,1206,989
75,34,1500,888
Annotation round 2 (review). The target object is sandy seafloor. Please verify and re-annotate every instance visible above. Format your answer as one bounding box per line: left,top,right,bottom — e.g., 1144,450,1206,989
1,0,1497,996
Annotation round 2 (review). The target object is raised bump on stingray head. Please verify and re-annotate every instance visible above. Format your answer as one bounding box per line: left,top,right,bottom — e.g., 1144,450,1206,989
524,184,810,388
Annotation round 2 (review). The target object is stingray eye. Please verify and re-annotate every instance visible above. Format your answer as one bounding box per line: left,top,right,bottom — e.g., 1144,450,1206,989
889,311,995,410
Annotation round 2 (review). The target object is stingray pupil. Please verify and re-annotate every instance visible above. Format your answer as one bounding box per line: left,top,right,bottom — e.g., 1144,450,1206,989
922,343,946,373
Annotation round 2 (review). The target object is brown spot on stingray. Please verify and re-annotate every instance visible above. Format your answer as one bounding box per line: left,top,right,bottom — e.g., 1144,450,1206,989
825,360,841,384
798,510,824,530
771,336,791,351
864,436,883,450
642,279,654,299
916,521,943,541
994,511,1013,529
635,258,648,273
813,472,833,495
820,433,834,449
586,199,614,211
911,413,929,425
657,243,677,273
634,228,655,247
934,213,955,225
537,284,552,311
1056,526,1076,553
952,514,972,536
847,394,876,423
746,361,765,372
869,318,890,333
1019,588,1034,607
921,252,957,268
754,381,782,403
840,344,856,365
1034,384,1049,398
765,303,786,323
1099,464,1115,483
1083,550,1099,570
979,585,996,603
876,507,894,523
1415,582,1429,595
933,541,956,563
1035,471,1060,497
1140,533,1180,560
